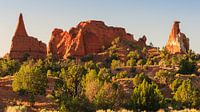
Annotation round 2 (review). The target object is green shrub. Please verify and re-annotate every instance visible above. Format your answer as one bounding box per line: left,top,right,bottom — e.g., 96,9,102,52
6,105,27,112
40,109,59,112
59,64,87,97
83,69,102,102
115,71,128,78
126,58,136,67
127,51,140,60
103,54,118,68
12,59,48,105
98,68,112,82
132,73,150,86
171,79,183,92
173,79,200,108
154,70,175,84
84,61,99,71
145,58,153,66
136,59,146,66
59,96,94,112
111,60,121,70
0,59,20,77
178,58,197,74
93,83,118,110
52,63,93,112
130,79,164,111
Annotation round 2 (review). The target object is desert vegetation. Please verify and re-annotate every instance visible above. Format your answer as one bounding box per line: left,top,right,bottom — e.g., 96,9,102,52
0,38,200,112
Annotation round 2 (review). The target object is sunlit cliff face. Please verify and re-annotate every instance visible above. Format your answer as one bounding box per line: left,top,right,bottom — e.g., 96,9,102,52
166,21,189,54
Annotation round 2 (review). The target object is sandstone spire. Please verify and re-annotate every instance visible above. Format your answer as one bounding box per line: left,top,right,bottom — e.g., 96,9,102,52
9,14,47,60
165,21,189,54
169,21,180,41
14,13,28,37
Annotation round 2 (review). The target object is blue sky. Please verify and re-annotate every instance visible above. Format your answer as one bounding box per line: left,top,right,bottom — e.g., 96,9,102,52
0,0,200,56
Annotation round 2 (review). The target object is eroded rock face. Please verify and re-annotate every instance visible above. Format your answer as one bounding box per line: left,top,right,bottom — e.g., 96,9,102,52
138,35,147,47
47,28,71,59
165,21,189,54
48,20,146,59
9,14,47,60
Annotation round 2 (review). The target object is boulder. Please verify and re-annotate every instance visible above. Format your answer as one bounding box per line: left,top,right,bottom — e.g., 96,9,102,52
9,13,47,60
165,21,189,54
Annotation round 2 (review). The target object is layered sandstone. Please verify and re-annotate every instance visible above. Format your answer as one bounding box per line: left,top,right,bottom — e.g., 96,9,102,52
48,20,146,59
166,21,189,54
9,13,47,60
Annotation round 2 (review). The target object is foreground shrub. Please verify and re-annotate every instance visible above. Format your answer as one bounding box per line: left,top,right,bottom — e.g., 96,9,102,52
173,79,200,108
59,96,94,112
12,59,48,105
6,105,27,112
132,73,151,86
83,69,102,102
98,68,113,83
0,58,20,77
115,71,128,78
154,70,175,84
126,58,137,67
178,58,197,74
171,79,183,92
40,109,59,112
94,82,119,110
52,63,94,112
111,60,122,70
130,79,164,111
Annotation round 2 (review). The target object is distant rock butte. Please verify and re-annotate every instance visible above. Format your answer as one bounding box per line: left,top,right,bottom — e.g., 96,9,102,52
166,21,189,54
48,20,147,59
9,13,47,60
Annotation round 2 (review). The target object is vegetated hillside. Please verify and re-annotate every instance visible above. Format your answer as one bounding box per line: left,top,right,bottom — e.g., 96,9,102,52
1,36,200,112
0,76,58,112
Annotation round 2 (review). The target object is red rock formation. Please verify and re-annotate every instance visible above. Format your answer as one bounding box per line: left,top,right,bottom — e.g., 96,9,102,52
48,20,146,59
14,14,28,37
138,35,147,47
47,28,72,59
9,13,47,60
166,21,189,54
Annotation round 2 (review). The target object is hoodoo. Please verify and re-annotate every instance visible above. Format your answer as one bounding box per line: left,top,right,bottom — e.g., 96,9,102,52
9,13,47,60
165,21,189,54
48,20,146,59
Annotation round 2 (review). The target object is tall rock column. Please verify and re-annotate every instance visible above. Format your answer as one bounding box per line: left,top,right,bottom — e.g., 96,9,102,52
165,21,189,54
9,13,47,60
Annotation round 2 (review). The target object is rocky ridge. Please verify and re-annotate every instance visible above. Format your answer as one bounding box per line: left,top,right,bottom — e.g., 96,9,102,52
48,20,146,59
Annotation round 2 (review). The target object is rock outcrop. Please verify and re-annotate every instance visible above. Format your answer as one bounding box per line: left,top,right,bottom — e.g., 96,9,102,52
138,35,147,47
9,13,47,60
48,20,146,59
165,21,189,54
